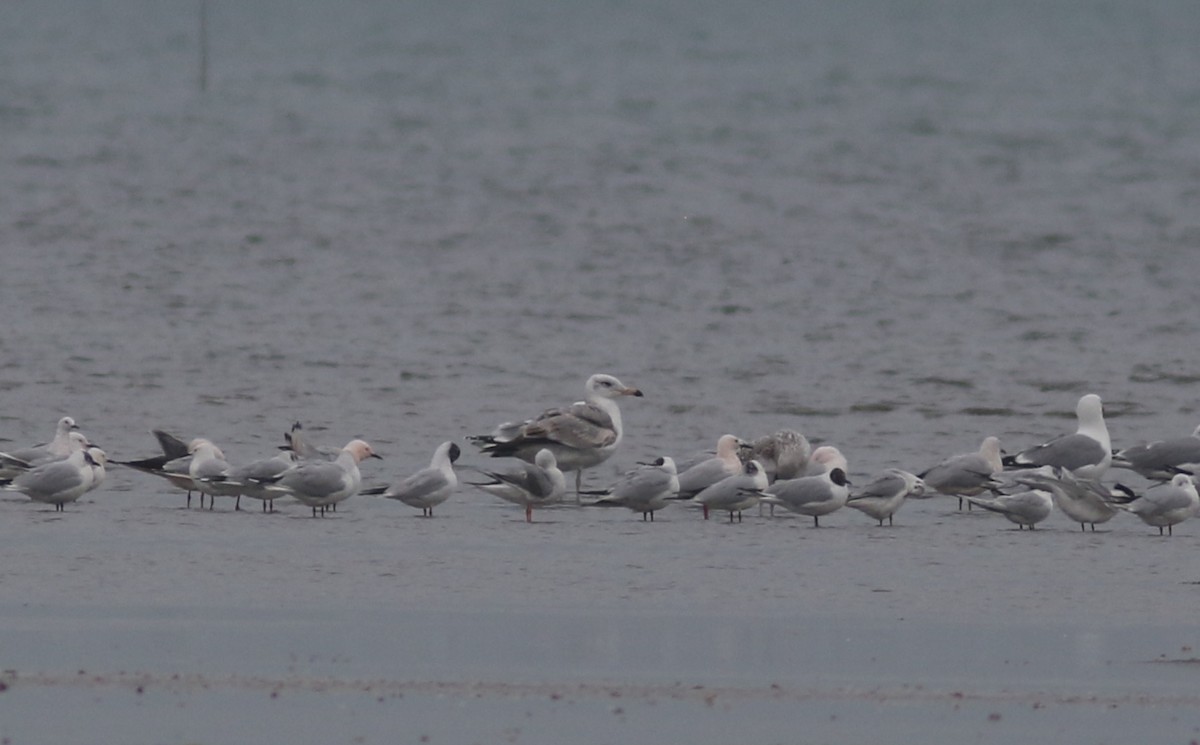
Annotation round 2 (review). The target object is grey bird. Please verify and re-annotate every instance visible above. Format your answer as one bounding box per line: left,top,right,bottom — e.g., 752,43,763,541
0,448,96,511
590,456,679,520
1010,466,1118,531
693,459,769,522
1111,425,1200,481
846,469,925,526
762,446,851,527
364,441,461,517
919,436,1004,510
1002,394,1111,480
467,448,566,523
965,488,1054,530
1111,473,1200,536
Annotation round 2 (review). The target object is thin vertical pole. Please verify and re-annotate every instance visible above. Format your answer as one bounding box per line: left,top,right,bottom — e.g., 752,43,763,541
198,0,209,92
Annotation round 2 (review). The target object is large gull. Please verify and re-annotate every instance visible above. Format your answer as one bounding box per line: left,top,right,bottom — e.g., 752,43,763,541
1002,393,1111,479
469,373,643,494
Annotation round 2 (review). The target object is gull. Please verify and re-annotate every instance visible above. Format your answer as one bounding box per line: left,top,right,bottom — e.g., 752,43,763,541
467,448,566,522
918,436,1004,510
226,450,299,513
761,446,851,527
1111,425,1200,481
86,447,108,492
470,373,643,494
1002,393,1112,479
589,456,679,521
363,441,461,517
188,439,245,510
250,439,381,517
744,429,811,482
112,430,202,507
0,449,96,511
1111,473,1200,536
0,418,87,478
674,434,746,499
282,421,341,461
693,459,769,522
846,469,925,526
1010,466,1119,531
965,486,1054,530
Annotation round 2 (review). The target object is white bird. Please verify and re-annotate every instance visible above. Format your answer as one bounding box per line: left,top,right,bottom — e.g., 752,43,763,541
364,441,461,517
468,448,566,523
846,469,924,526
918,436,1004,510
0,448,96,511
590,456,679,520
762,446,851,527
965,487,1054,530
1010,466,1119,531
1112,473,1200,536
85,447,108,492
251,439,381,517
226,450,299,513
1111,425,1200,481
674,434,746,499
188,439,245,511
693,459,769,522
0,418,87,478
1003,394,1111,479
470,373,643,494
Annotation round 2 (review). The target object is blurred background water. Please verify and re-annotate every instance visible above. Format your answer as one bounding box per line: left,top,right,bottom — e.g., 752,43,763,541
3,1,1200,476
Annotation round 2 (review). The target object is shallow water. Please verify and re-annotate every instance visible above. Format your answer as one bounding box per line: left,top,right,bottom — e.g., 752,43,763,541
2,1,1200,742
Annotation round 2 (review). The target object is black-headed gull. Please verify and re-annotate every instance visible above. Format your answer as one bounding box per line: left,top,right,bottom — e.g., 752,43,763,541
846,469,924,526
365,441,461,517
467,448,566,523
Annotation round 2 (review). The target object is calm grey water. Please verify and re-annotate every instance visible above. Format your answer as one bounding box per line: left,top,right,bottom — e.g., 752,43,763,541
2,1,1200,743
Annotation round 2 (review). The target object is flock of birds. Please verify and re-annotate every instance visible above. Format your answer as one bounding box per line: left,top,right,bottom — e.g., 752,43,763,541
3,374,1200,535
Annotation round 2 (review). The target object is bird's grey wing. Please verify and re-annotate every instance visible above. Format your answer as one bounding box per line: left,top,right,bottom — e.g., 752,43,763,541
1129,438,1200,472
852,473,905,500
676,458,728,496
390,468,449,501
613,468,671,501
921,455,993,492
15,461,85,495
1017,434,1106,470
280,463,343,497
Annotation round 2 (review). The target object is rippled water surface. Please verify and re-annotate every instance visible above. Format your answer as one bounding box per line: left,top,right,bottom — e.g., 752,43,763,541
2,1,1200,743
